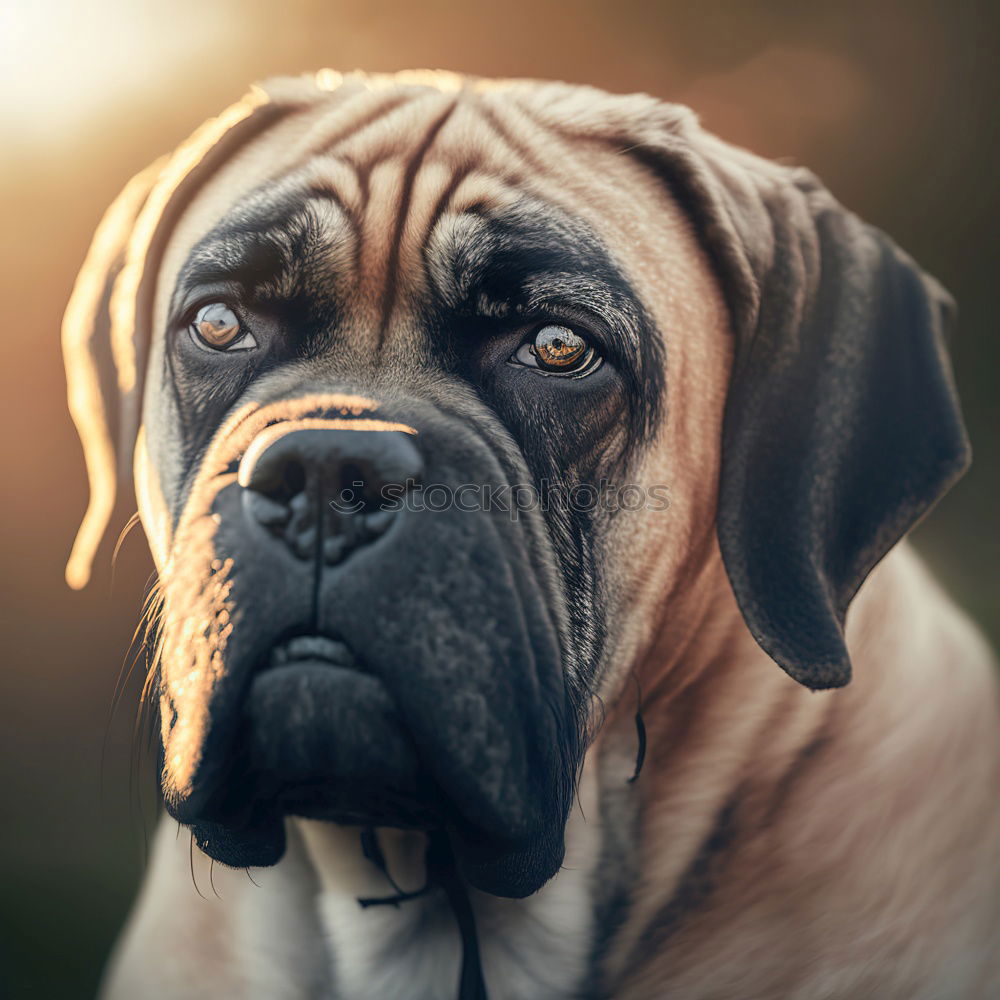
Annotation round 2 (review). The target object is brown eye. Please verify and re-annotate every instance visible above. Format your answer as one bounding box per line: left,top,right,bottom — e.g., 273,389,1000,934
512,324,601,376
189,302,256,352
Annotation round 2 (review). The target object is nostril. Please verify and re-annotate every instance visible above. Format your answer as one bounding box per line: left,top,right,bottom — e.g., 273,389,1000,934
242,433,309,506
250,455,307,505
339,462,376,513
281,458,307,502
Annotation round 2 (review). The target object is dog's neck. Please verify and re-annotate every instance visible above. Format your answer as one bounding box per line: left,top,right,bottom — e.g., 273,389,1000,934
164,543,994,1000
295,757,607,1000
293,547,836,999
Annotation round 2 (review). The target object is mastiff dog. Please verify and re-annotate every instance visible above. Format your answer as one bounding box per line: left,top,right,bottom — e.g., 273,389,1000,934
63,71,999,999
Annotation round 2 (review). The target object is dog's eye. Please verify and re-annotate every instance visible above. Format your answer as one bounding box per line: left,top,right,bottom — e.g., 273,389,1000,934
511,324,601,376
189,303,257,352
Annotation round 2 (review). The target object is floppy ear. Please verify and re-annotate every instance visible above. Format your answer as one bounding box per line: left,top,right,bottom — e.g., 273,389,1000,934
62,158,165,589
509,87,968,687
62,76,340,589
645,123,970,689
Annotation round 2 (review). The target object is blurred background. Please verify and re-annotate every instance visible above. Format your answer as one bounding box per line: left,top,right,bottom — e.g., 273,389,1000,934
0,0,995,995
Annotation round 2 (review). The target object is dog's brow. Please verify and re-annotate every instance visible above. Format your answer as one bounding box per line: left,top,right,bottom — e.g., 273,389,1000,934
177,238,283,296
173,225,303,311
443,208,649,361
172,189,351,308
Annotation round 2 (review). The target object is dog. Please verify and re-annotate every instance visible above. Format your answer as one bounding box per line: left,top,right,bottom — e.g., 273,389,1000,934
63,71,999,999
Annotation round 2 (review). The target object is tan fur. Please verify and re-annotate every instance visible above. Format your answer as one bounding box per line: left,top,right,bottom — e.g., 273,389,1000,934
88,72,1000,998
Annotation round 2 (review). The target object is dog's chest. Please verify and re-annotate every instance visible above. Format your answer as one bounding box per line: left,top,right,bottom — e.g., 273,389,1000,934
298,767,604,999
313,876,595,1000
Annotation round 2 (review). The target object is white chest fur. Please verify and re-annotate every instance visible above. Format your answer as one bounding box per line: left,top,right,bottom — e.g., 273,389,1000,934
297,762,603,1000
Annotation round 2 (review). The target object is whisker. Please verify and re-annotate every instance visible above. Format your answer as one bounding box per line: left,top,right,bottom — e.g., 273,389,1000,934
97,569,163,878
627,673,646,784
109,573,161,723
111,510,143,582
190,833,207,899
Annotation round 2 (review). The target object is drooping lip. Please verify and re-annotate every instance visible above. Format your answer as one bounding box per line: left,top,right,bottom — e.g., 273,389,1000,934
171,631,444,857
168,610,572,896
241,632,444,829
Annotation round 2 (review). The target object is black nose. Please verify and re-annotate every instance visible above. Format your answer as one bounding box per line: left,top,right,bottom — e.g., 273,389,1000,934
239,427,422,564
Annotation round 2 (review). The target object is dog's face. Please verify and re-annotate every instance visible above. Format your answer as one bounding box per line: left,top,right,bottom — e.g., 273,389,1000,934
64,72,968,898
138,78,726,896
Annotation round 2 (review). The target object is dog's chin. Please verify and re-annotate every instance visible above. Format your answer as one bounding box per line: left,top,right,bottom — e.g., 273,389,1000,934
165,641,568,898
168,639,449,867
161,563,579,899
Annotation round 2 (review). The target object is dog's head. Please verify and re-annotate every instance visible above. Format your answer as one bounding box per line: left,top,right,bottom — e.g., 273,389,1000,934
63,72,968,897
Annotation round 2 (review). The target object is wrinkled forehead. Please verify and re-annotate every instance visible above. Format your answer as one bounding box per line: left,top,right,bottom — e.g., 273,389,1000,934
154,82,712,343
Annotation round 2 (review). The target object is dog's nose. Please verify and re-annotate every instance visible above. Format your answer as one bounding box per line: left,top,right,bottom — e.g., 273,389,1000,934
238,426,422,564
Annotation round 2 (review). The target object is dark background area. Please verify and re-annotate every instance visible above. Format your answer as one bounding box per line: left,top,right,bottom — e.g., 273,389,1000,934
0,1,996,996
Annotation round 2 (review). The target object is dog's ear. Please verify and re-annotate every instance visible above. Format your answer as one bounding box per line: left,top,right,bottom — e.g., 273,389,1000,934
642,121,970,689
62,157,165,589
62,76,343,589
